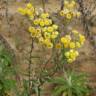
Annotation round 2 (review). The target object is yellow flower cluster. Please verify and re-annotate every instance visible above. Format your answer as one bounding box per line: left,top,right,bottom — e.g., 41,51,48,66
18,3,85,64
59,0,81,20
72,30,85,46
33,14,52,27
28,27,41,37
61,35,71,48
18,3,35,20
65,49,79,63
28,12,59,48
18,3,59,49
60,29,85,63
61,30,85,49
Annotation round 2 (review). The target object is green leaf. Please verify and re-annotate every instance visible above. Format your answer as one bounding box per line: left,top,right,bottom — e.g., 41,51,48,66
3,79,16,91
52,86,66,96
49,77,66,85
49,71,90,96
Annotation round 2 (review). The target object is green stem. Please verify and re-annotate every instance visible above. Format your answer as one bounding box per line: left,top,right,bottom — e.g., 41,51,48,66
28,38,34,96
37,86,40,96
41,0,46,12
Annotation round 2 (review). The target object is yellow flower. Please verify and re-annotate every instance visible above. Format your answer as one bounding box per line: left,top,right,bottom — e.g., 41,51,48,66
70,52,75,59
44,19,50,26
69,42,75,48
54,31,59,35
68,58,74,63
51,31,58,39
39,37,44,44
43,39,50,44
26,3,32,9
42,27,47,32
65,52,70,58
46,42,53,48
60,10,65,16
79,34,85,44
33,19,39,25
69,50,79,60
47,27,54,32
64,0,69,7
26,9,33,16
36,28,41,33
29,27,39,37
39,20,45,27
55,43,62,49
18,8,26,15
65,35,71,41
64,43,69,48
51,34,57,39
68,1,76,9
61,37,67,44
52,24,58,30
44,32,51,38
31,31,37,37
40,13,49,19
43,39,53,48
28,26,35,33
61,36,70,48
75,42,81,48
65,49,79,63
66,13,72,20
